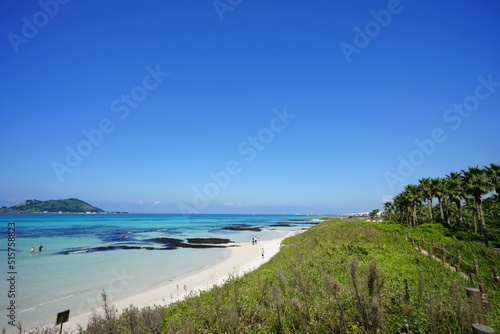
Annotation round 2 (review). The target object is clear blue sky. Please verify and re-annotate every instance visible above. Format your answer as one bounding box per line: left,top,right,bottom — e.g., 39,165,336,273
1,0,499,214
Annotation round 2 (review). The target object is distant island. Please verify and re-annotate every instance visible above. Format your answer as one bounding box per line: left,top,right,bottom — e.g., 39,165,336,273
0,198,128,214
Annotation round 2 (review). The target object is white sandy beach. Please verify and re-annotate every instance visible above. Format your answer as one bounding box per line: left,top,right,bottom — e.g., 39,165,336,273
64,230,302,331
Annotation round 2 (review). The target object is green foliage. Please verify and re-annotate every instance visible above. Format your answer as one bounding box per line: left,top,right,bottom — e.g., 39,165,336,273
385,163,500,246
455,231,484,242
375,222,454,243
368,209,380,220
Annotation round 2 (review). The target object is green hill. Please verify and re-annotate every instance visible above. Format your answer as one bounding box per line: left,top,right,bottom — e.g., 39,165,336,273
0,198,105,213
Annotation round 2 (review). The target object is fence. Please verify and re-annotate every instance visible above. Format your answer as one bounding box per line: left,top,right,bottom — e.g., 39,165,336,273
400,232,497,333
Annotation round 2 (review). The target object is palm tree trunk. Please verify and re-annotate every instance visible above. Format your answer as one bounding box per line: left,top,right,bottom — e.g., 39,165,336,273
427,197,433,223
419,204,424,222
412,205,417,227
473,212,477,234
475,196,489,246
437,197,445,222
443,197,451,226
455,200,464,230
406,207,411,227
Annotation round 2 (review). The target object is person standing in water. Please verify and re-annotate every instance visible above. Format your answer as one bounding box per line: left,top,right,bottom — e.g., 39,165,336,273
30,247,35,253
38,245,43,252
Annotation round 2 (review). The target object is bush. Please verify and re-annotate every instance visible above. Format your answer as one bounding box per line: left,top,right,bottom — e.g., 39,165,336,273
455,231,484,242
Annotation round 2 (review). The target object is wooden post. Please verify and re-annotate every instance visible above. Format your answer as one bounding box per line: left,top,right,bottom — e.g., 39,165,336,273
472,323,495,334
474,259,480,276
470,273,476,281
482,300,491,313
455,265,461,273
478,283,487,295
457,250,461,262
466,288,483,309
493,268,499,283
411,238,415,247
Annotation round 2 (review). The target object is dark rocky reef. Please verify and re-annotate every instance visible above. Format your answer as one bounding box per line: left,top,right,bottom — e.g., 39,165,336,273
55,237,236,255
222,225,262,232
187,238,233,244
55,245,174,255
148,237,234,248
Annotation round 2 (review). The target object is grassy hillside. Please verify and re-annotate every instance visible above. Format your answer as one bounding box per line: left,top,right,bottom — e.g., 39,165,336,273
0,198,104,213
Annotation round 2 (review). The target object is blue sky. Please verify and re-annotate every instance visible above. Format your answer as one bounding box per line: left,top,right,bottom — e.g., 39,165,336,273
1,0,499,214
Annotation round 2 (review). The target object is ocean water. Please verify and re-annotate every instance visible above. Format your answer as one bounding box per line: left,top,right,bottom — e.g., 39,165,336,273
0,213,322,330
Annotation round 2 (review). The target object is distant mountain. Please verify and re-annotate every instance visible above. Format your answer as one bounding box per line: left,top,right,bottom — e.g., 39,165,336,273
0,198,105,213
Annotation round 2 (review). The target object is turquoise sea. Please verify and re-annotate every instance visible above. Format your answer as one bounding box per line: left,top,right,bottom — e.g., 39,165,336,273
0,213,324,330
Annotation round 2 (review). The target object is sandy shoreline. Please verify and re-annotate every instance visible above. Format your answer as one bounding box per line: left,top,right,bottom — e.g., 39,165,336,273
65,229,302,331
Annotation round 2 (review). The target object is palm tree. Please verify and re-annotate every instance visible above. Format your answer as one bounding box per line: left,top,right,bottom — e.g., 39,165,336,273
383,201,395,221
403,184,423,227
464,196,478,233
485,163,500,196
441,178,452,226
418,178,434,223
393,193,411,226
433,177,448,224
447,172,466,230
413,184,425,224
393,193,404,223
461,166,494,246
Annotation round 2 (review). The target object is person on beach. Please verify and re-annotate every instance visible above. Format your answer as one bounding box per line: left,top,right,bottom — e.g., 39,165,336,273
262,247,264,259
